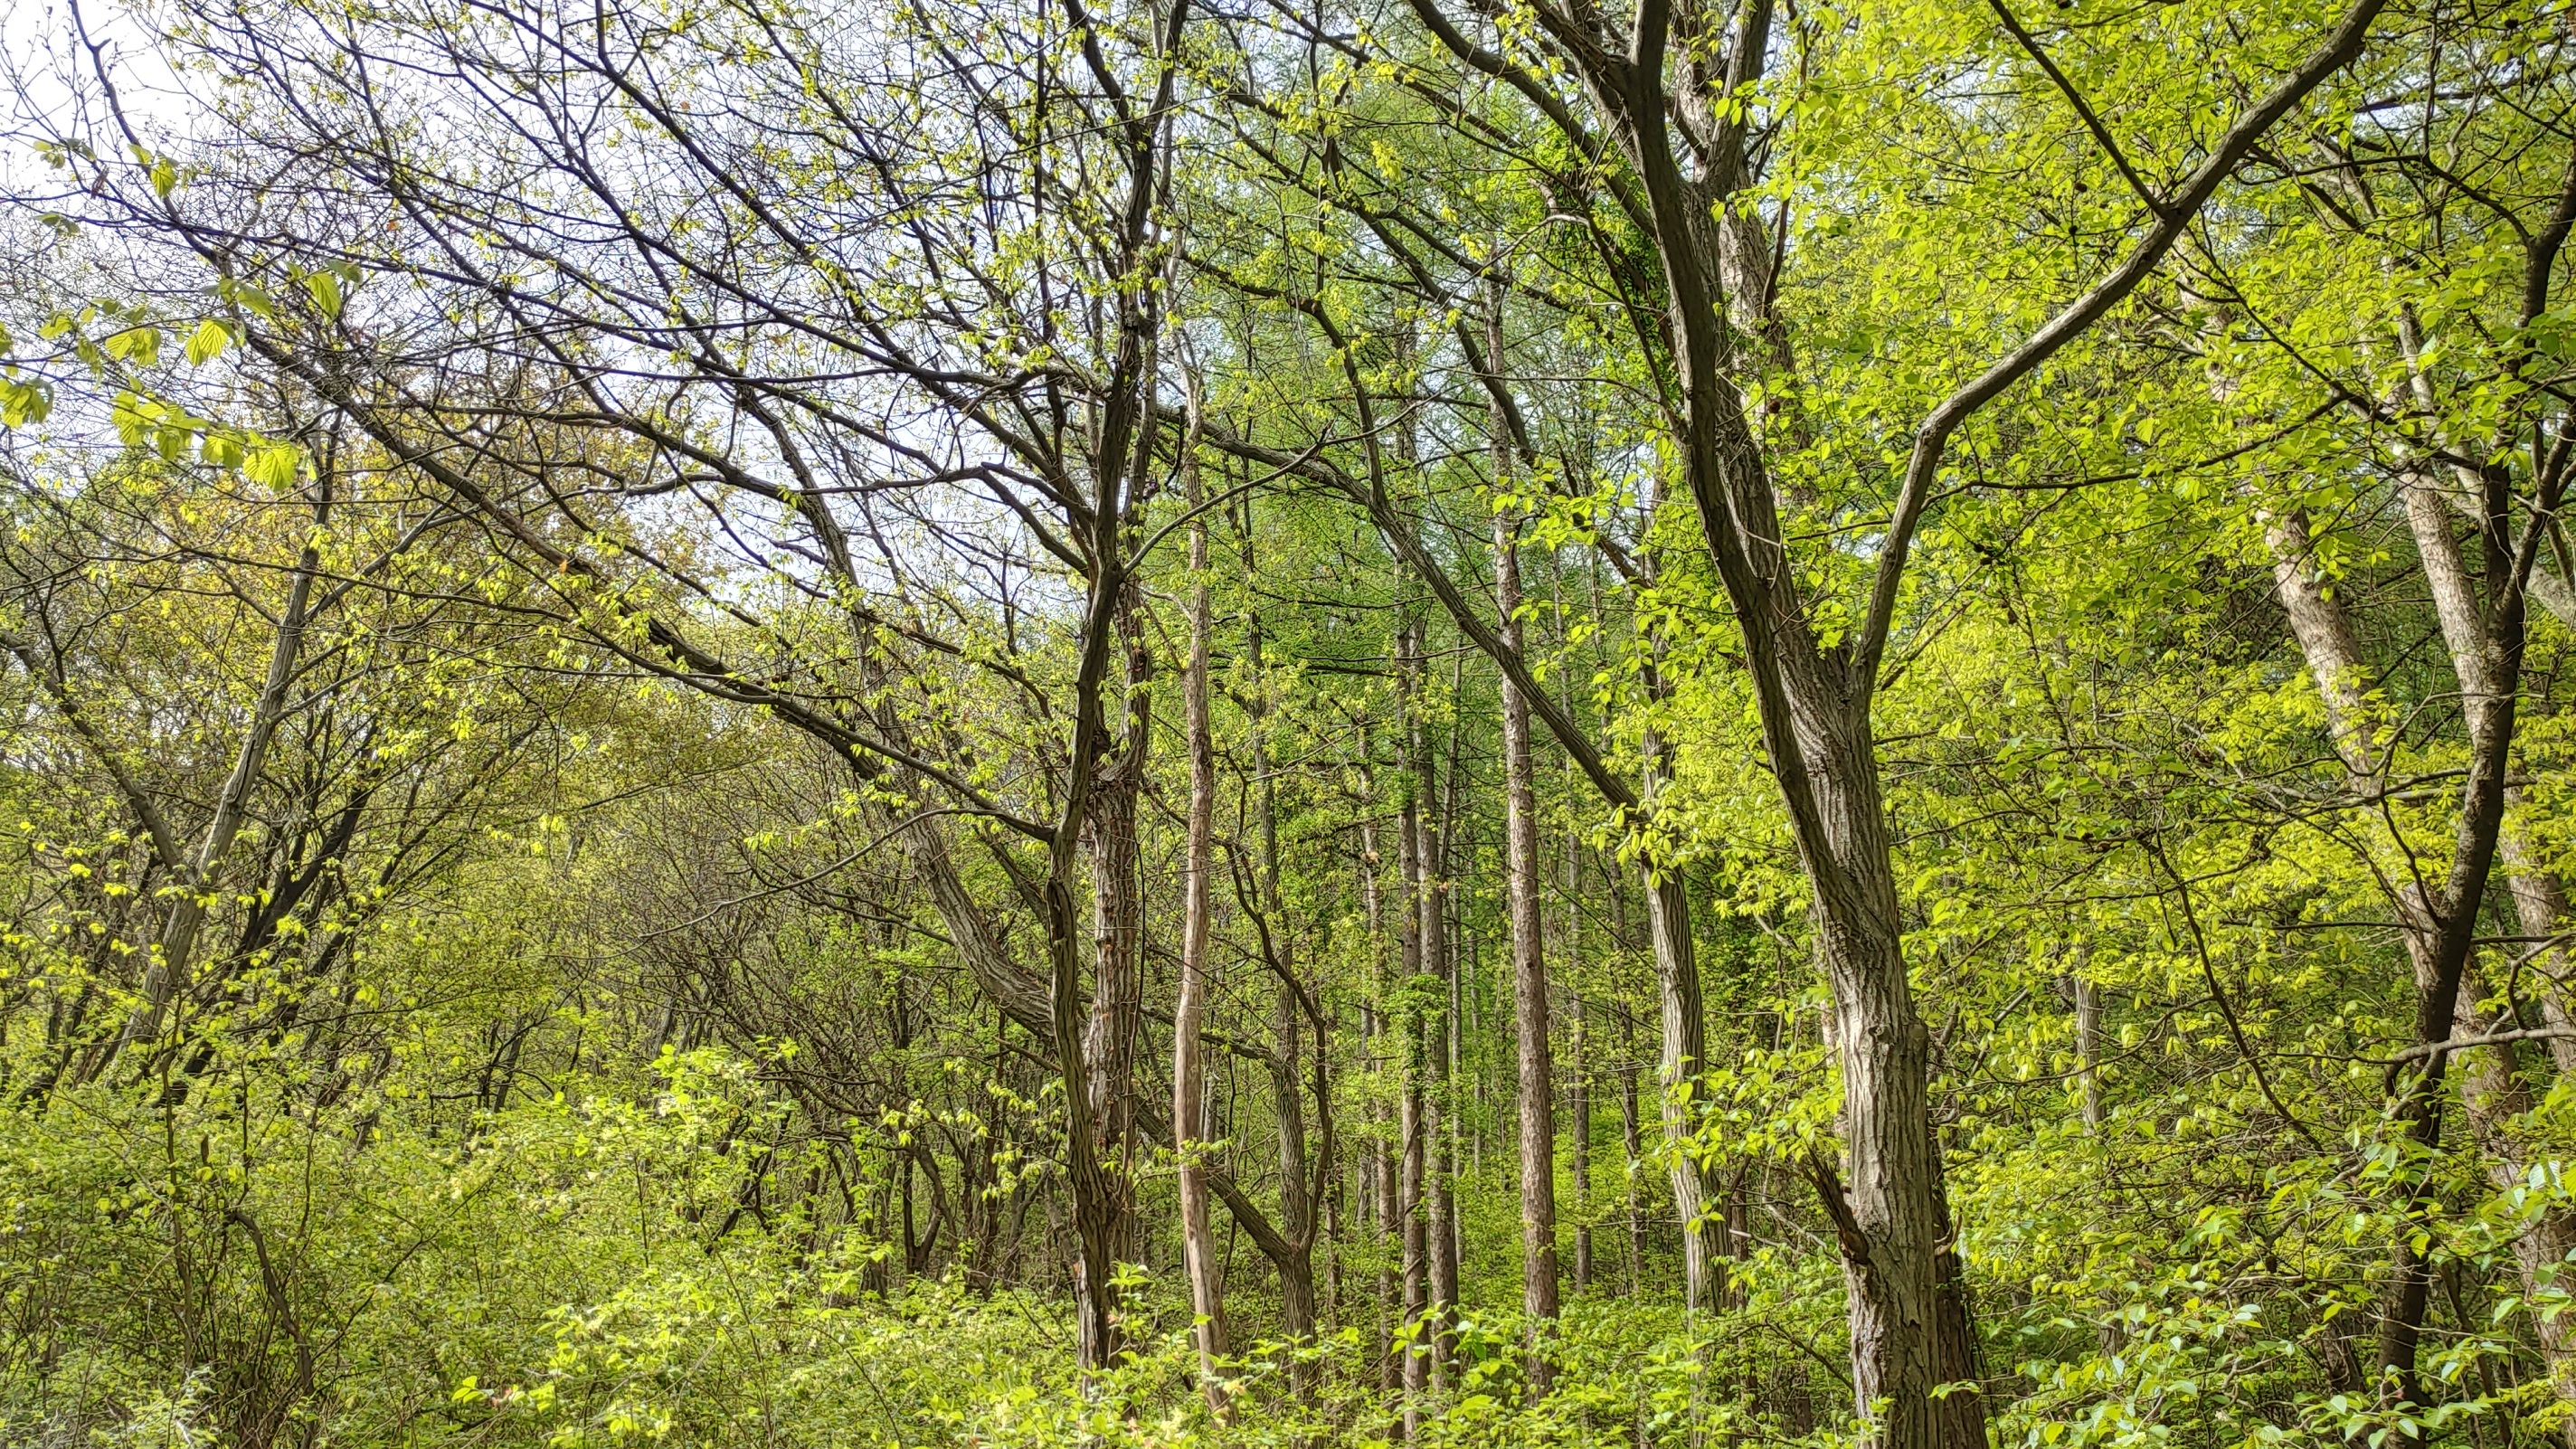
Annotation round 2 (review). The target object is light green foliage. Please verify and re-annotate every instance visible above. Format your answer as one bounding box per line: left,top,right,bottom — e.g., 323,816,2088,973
5,0,2576,1443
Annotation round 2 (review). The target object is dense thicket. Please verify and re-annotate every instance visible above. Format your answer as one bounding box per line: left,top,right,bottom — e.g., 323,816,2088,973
2,0,2574,1444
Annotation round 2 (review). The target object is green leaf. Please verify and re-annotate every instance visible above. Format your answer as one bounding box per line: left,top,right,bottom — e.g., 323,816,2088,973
104,327,162,365
245,444,303,489
110,392,150,447
185,319,231,366
0,379,52,428
305,270,344,317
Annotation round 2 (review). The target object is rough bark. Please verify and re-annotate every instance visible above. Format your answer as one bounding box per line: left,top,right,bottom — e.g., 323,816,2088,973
1073,586,1149,1369
1272,968,1321,1358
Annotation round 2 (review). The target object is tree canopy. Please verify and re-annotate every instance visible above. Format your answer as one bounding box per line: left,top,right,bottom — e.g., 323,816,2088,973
5,0,2576,1444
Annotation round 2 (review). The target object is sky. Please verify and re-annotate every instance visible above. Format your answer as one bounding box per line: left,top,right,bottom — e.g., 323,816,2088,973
1,0,190,190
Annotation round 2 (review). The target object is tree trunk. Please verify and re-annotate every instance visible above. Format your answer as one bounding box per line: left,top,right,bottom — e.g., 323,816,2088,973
2498,818,2576,1079
1273,971,1318,1342
1049,555,1152,1372
1397,640,1430,1435
1574,992,1594,1297
1363,806,1403,1404
1419,683,1458,1387
1046,842,1122,1370
1175,428,1229,1416
1638,792,1724,1312
1495,474,1560,1384
1797,739,1961,1447
2451,963,2576,1447
1620,1008,1646,1295
1075,672,1144,1368
2070,950,2103,1134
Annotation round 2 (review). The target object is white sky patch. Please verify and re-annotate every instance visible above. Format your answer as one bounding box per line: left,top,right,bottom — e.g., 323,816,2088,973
1,0,194,187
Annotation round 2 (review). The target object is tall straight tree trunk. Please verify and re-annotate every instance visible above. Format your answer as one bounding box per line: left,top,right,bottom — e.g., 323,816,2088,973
1640,724,1724,1312
1274,963,1318,1343
1174,421,1229,1416
1386,330,1439,1431
1620,505,1730,1317
1380,1048,1404,1397
1397,629,1431,1436
1248,596,1322,1391
1326,1123,1346,1334
1419,678,1458,1386
1620,1008,1646,1294
1493,417,1560,1384
1573,994,1594,1297
1555,554,1596,1300
1363,801,1403,1404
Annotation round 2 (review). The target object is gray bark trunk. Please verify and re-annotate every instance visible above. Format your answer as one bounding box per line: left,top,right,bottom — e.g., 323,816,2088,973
1494,492,1559,1382
2070,951,2103,1133
1397,637,1429,1436
1418,685,1457,1388
1175,428,1229,1415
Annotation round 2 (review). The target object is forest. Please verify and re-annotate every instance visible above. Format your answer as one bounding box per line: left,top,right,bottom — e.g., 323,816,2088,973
0,0,2568,1444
